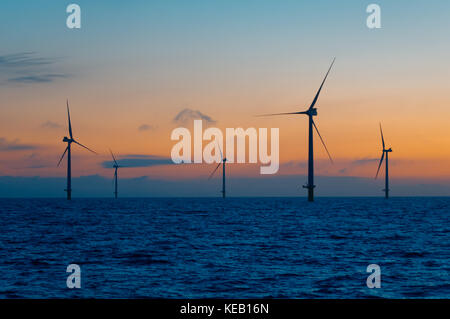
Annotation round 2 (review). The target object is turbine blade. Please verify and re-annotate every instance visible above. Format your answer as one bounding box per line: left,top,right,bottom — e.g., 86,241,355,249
110,149,118,165
67,100,73,139
57,146,69,167
309,57,336,110
312,120,333,163
217,142,223,161
379,123,385,150
208,162,222,180
73,140,97,154
255,111,307,117
375,152,385,179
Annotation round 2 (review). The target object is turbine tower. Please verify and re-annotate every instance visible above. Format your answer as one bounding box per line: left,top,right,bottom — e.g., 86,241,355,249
375,123,393,199
208,144,227,198
57,100,97,200
258,58,335,202
110,149,122,199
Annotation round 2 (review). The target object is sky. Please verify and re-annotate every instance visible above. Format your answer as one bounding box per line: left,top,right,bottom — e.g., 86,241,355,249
1,0,450,197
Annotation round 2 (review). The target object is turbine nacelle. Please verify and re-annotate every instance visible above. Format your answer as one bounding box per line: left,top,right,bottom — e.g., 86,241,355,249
306,108,318,116
63,136,72,143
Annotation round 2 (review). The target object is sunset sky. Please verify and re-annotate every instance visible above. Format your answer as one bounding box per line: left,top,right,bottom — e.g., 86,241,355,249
1,0,450,196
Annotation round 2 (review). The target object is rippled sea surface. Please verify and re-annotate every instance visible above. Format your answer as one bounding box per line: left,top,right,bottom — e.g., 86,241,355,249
0,197,449,298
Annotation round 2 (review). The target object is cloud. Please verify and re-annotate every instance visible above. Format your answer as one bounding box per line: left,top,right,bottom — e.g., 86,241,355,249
41,121,62,129
281,160,307,169
351,158,379,165
0,137,37,152
0,52,68,85
138,124,155,132
0,52,54,68
22,153,53,169
173,108,216,125
9,74,67,83
335,158,379,175
102,154,174,168
123,154,157,158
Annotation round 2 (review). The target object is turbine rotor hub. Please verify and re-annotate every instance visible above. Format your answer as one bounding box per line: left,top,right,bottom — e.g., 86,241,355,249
306,108,318,116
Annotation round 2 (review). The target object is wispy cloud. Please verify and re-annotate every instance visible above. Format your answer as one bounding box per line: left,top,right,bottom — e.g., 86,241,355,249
138,124,155,132
173,108,216,126
23,153,53,169
9,74,67,83
281,160,307,169
352,158,379,165
0,52,68,85
41,121,62,129
338,158,379,175
0,137,37,152
0,52,54,68
102,154,173,168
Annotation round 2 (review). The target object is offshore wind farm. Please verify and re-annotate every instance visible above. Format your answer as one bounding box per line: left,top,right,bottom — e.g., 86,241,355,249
1,0,449,301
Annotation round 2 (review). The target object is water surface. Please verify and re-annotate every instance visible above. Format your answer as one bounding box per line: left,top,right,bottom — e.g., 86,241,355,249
0,197,449,298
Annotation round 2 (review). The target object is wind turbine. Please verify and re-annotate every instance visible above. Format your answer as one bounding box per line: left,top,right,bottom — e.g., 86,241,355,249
109,149,122,199
208,144,226,198
258,58,335,202
375,123,393,199
57,100,97,200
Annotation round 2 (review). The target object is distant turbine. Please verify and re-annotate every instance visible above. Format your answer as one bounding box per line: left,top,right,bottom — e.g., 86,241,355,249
208,144,227,198
375,123,393,199
110,149,122,199
57,100,97,200
257,58,335,202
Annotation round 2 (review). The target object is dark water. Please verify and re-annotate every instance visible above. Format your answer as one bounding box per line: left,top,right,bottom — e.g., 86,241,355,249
0,197,449,298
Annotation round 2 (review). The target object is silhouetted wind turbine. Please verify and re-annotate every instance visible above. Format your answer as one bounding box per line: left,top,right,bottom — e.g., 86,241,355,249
258,58,335,202
110,149,122,199
375,123,393,199
208,144,226,198
57,100,97,200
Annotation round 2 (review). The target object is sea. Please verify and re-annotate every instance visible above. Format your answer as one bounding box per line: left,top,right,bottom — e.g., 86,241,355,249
0,197,449,298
